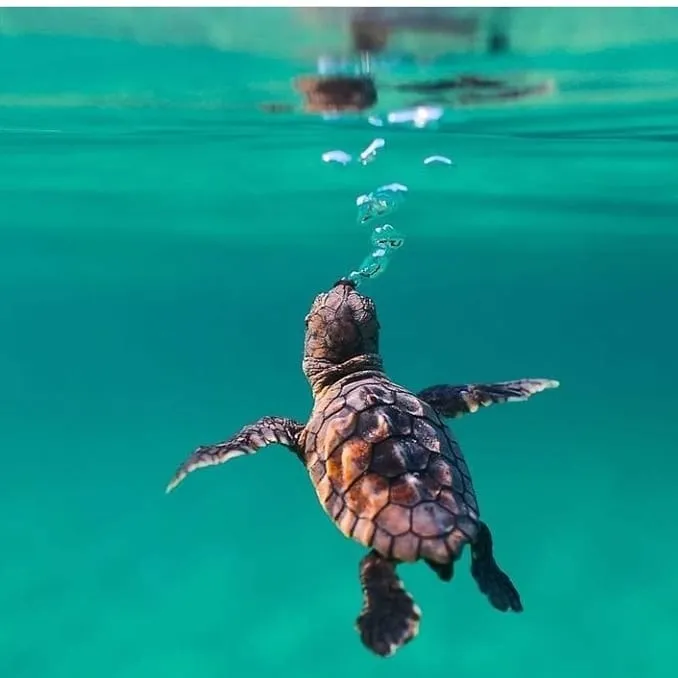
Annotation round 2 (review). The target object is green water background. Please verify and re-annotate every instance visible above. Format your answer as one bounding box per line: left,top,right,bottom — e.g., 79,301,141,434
1,8,677,678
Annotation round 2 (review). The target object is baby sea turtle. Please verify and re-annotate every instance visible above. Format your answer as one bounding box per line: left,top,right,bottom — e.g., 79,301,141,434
166,278,558,657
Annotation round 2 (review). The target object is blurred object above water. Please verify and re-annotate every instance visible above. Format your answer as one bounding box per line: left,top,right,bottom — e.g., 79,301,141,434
288,7,553,115
294,75,377,113
1,6,677,120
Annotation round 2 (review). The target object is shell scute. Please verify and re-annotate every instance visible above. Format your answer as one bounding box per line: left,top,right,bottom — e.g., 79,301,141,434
371,527,394,558
426,455,454,488
395,391,439,422
337,506,358,536
345,472,390,520
316,406,358,459
303,431,317,457
412,501,455,538
326,491,345,521
308,454,326,484
437,489,460,516
389,474,425,507
338,437,372,488
417,469,444,501
412,417,442,454
392,532,421,562
355,408,393,445
456,515,480,541
345,382,397,410
324,395,349,420
370,438,409,478
375,502,411,537
340,379,366,398
315,474,333,505
463,490,479,516
383,405,413,436
401,440,431,471
352,516,376,545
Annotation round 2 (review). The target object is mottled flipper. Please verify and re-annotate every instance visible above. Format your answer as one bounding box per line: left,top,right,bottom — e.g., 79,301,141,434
417,378,559,419
426,560,454,582
471,522,523,613
165,416,304,493
356,551,421,658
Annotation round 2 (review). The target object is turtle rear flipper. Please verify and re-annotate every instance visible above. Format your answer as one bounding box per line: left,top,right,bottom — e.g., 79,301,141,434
356,551,421,658
426,559,453,582
471,522,523,613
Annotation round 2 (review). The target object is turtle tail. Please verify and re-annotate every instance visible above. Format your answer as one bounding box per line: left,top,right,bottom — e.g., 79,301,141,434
355,550,421,658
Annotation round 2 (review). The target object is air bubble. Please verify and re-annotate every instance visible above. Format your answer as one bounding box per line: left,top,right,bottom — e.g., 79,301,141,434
356,183,409,225
359,137,386,165
348,246,393,284
423,155,454,165
322,150,352,165
378,182,409,194
387,106,443,128
371,224,405,250
367,115,385,127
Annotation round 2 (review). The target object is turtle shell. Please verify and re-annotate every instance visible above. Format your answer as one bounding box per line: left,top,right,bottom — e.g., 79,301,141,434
303,374,480,564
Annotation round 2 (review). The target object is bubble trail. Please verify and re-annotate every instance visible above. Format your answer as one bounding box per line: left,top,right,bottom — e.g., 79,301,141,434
319,135,411,287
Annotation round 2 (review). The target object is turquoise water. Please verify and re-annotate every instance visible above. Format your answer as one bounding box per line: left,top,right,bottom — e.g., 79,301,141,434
2,8,678,678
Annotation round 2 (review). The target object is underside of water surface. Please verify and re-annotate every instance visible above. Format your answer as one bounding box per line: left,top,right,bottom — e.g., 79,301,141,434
0,7,677,678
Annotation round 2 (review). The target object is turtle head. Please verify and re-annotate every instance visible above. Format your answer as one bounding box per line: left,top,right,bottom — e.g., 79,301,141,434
303,278,382,391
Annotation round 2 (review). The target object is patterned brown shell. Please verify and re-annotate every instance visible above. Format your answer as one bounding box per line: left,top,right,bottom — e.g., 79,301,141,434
303,375,480,564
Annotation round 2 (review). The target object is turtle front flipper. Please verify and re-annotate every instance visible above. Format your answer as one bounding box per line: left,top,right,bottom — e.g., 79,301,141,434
417,378,559,419
470,521,523,613
356,550,421,658
165,416,304,493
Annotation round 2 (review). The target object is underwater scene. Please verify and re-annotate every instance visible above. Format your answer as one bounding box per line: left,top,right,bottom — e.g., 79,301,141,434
1,6,677,677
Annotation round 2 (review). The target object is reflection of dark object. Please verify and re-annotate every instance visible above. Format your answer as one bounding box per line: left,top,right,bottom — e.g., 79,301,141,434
457,80,554,105
394,74,554,107
350,8,478,38
351,19,390,53
348,10,480,55
259,102,295,114
261,73,554,117
394,75,506,94
488,7,512,55
488,30,510,54
294,75,378,112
